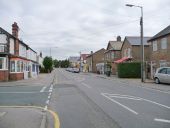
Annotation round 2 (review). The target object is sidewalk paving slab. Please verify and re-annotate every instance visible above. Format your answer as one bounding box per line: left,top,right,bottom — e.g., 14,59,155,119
0,107,45,128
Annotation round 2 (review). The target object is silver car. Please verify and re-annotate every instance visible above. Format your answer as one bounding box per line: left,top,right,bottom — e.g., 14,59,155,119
154,67,170,84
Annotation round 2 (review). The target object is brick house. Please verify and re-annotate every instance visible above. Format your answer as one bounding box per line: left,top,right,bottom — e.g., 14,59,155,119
119,36,151,62
0,22,39,81
104,36,123,74
86,48,105,73
147,25,170,79
80,54,90,72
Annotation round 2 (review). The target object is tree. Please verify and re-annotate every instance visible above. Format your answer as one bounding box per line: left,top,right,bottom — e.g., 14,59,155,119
53,59,59,68
43,56,53,72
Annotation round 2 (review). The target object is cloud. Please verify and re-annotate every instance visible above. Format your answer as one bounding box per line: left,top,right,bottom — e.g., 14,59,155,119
0,0,169,60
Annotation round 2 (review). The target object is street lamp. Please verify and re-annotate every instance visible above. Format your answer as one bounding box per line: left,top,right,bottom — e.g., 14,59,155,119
126,4,145,82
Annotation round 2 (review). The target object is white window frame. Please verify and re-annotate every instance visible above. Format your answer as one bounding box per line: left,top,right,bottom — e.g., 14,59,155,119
153,41,157,51
10,60,16,72
160,60,167,67
0,57,8,70
161,37,167,49
0,45,5,52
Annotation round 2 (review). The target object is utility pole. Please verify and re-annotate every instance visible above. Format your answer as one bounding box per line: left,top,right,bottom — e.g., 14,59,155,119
126,4,145,82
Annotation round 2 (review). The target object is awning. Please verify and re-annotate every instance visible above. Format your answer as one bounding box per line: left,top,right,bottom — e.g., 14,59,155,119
114,57,131,63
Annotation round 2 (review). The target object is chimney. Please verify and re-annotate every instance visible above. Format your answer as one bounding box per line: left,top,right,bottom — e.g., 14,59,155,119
12,22,19,38
117,36,121,41
40,52,42,57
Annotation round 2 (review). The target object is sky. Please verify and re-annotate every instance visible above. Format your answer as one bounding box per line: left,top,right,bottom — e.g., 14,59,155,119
0,0,170,60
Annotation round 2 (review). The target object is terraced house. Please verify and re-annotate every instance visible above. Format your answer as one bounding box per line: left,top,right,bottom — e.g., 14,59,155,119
148,25,170,79
0,22,39,81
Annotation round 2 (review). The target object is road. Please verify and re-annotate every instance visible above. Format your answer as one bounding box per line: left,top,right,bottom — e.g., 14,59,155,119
0,69,170,128
50,68,170,128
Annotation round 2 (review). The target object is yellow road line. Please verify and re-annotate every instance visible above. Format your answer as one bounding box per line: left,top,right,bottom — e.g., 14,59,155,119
0,105,60,128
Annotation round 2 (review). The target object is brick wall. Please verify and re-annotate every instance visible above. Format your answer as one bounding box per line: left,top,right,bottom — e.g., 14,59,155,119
92,49,105,73
0,70,9,81
9,73,24,81
150,34,170,68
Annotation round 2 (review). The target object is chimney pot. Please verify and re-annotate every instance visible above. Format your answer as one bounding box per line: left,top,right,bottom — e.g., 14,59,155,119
12,22,19,38
117,36,121,41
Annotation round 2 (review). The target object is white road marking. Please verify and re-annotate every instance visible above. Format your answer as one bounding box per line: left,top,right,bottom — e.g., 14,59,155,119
81,83,91,88
103,93,170,110
143,98,170,109
109,95,142,100
49,89,52,92
40,86,47,92
44,106,48,111
101,93,138,115
0,91,48,94
0,112,6,117
154,118,170,123
49,93,52,96
48,95,51,99
46,100,49,105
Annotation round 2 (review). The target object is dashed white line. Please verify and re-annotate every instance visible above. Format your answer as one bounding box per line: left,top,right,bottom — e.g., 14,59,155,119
0,91,48,94
0,112,6,117
101,93,138,115
44,106,48,111
81,83,92,88
48,96,51,99
154,118,170,123
40,86,47,92
46,100,49,105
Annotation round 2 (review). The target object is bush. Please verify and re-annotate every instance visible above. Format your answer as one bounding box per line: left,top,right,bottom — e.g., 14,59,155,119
40,67,48,73
117,62,141,78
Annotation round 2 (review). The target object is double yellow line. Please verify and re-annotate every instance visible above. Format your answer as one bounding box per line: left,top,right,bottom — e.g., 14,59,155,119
0,105,60,128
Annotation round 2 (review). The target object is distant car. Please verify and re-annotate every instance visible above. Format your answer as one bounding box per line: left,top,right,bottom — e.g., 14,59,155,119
72,68,80,73
154,67,170,84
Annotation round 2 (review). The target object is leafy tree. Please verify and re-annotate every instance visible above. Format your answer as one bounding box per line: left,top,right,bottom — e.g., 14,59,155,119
43,56,53,72
53,59,59,68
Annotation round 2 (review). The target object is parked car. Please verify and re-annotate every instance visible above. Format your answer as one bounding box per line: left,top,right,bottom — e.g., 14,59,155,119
154,67,170,84
72,68,80,73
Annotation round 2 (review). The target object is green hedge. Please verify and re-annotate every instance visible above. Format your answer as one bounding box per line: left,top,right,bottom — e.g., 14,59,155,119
117,62,141,78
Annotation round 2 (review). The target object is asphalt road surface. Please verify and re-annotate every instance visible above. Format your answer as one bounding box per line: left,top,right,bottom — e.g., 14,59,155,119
50,68,170,128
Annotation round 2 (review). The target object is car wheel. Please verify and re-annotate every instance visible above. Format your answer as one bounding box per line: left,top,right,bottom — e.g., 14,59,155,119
155,78,160,84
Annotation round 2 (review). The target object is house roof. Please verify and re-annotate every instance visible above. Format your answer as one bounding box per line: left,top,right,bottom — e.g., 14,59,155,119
81,54,90,60
0,27,37,53
106,41,123,50
148,25,170,41
87,48,105,58
125,36,151,46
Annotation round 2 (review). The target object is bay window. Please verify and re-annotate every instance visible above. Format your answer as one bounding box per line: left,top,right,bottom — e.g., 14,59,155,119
0,57,7,70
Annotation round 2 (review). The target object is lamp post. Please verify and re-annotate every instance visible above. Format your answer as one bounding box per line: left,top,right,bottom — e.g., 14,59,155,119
126,4,145,82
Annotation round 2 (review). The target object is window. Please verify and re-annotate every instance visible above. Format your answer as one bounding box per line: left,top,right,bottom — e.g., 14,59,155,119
158,68,167,74
0,58,3,69
0,45,5,52
10,61,15,72
111,52,114,59
32,64,35,72
17,61,21,72
127,48,131,57
160,60,167,67
153,41,157,51
161,37,167,49
0,57,7,70
167,68,170,75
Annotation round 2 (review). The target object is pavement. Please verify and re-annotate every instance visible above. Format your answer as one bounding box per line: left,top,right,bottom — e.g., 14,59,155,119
0,71,58,128
0,107,45,128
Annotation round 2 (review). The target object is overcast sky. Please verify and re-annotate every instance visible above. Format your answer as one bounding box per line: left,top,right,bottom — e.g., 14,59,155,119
0,0,169,60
